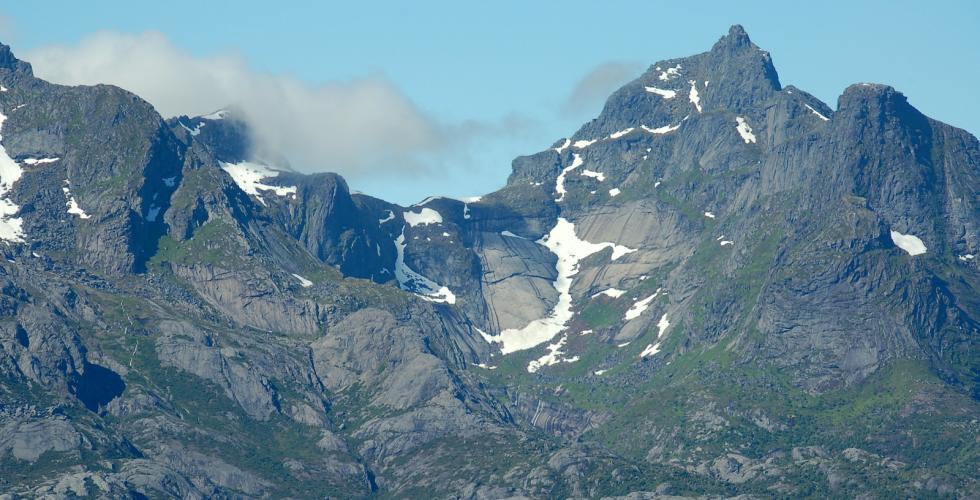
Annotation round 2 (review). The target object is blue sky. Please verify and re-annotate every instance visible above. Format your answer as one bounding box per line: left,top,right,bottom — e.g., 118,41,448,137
2,1,978,204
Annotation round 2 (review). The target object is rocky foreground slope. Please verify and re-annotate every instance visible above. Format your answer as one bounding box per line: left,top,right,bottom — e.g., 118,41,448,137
0,26,978,498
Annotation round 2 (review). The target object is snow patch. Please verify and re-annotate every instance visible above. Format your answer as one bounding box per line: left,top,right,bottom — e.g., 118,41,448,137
378,210,395,224
580,169,605,181
959,254,975,261
639,343,661,357
501,230,525,239
641,123,681,135
180,120,206,136
0,110,26,242
657,313,670,336
220,161,297,206
202,109,228,120
804,104,829,121
554,138,571,153
608,188,621,197
658,64,681,81
394,229,457,304
594,369,608,376
527,333,579,373
555,154,584,202
735,117,757,143
403,207,443,227
609,127,635,139
688,81,702,113
644,86,677,99
639,314,670,358
593,288,626,299
292,274,313,288
22,157,60,165
62,181,90,219
704,211,716,219
573,139,596,149
890,230,927,256
624,290,660,321
481,218,635,354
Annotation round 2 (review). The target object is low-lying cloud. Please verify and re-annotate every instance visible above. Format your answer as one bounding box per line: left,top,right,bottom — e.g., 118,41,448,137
25,31,506,178
562,61,644,117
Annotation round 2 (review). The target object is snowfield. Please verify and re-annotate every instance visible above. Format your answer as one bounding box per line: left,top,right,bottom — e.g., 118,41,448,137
481,218,635,354
890,230,927,256
403,207,443,227
220,161,297,205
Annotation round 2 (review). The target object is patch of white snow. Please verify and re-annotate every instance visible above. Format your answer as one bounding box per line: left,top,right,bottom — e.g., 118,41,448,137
624,291,660,321
658,64,681,81
527,333,579,373
804,104,829,121
480,218,635,354
641,123,681,135
403,207,443,227
688,81,702,113
0,110,26,242
292,274,313,288
593,288,626,299
22,157,60,165
220,161,297,206
580,169,605,181
735,116,757,143
639,313,670,358
394,229,457,303
890,230,927,256
609,127,635,139
555,154,584,202
202,109,228,120
644,86,677,98
62,181,91,219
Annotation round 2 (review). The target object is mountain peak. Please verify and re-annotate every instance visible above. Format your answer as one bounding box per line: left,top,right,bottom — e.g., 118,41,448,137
710,24,755,56
0,42,33,75
724,24,751,44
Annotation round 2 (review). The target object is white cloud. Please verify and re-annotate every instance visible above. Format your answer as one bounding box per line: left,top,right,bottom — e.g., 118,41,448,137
562,61,643,117
24,31,468,178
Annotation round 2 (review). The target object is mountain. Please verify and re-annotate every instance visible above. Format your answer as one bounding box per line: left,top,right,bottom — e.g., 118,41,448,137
1,25,978,498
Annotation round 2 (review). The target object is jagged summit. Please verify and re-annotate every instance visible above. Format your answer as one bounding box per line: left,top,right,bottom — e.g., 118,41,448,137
711,24,755,54
0,42,32,75
704,24,781,92
551,26,786,146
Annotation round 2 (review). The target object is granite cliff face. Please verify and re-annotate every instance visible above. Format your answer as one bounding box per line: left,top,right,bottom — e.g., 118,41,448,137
1,26,978,498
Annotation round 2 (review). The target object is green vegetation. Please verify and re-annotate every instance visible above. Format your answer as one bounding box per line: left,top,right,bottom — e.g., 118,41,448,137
150,219,244,267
